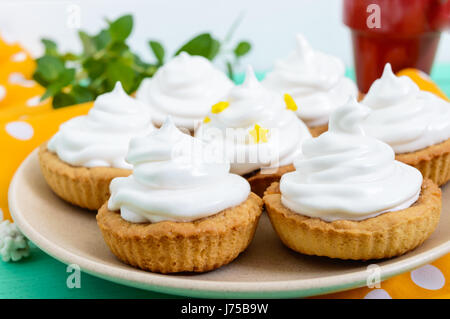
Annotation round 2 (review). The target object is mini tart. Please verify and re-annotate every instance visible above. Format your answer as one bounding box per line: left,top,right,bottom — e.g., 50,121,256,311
38,143,131,210
263,179,441,260
396,138,450,186
245,164,294,197
97,193,263,273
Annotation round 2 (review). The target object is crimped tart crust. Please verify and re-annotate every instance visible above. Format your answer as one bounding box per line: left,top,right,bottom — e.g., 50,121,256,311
263,180,441,260
396,138,450,186
38,143,131,210
97,193,263,273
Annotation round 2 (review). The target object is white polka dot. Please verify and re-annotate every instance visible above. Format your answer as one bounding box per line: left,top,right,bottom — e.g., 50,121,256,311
26,96,44,107
11,51,27,62
5,121,34,140
0,31,16,44
418,70,431,81
0,208,3,221
8,72,35,88
0,85,5,102
364,289,392,299
411,265,445,290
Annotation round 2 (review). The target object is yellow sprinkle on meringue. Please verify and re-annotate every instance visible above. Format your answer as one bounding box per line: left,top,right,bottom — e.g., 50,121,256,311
211,101,229,114
249,124,269,144
203,116,211,123
284,93,298,111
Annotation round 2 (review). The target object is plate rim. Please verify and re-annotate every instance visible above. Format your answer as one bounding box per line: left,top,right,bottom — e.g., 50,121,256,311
8,149,450,298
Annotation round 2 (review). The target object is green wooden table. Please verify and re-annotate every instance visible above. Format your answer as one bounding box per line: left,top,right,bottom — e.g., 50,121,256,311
1,65,449,299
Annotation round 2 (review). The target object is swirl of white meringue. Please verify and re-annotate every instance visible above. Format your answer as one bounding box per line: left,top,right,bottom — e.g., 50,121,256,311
263,34,358,127
108,117,250,223
136,52,233,130
361,63,450,153
196,66,312,175
280,99,423,221
48,82,154,169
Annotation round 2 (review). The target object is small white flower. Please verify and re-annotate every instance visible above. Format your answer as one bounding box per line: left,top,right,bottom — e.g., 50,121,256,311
0,221,30,262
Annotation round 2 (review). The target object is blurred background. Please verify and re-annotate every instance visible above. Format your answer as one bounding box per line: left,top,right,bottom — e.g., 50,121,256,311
1,0,448,72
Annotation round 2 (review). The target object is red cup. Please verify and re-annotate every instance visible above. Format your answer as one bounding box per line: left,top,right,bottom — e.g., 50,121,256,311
343,0,450,93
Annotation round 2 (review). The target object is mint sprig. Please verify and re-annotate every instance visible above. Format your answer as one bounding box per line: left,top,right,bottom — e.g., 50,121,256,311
34,14,154,108
33,14,251,109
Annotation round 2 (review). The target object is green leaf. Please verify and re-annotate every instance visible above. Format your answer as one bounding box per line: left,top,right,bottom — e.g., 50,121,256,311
208,39,221,60
58,68,76,85
32,72,49,87
61,53,79,61
137,62,158,77
82,57,106,79
41,68,76,100
71,85,95,104
41,39,58,56
52,92,76,109
226,61,234,80
106,60,135,93
51,82,92,108
35,56,65,82
78,31,96,56
149,40,165,65
108,14,133,42
88,75,107,96
93,29,111,50
234,41,251,57
108,42,129,56
175,33,217,60
42,83,63,100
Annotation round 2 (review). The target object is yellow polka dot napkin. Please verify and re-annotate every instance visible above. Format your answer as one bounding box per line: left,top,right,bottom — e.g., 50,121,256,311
0,35,92,222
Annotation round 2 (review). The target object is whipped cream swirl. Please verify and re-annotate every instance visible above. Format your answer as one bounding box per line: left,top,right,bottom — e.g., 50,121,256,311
361,63,450,154
280,99,422,221
263,34,358,127
48,82,154,169
196,66,312,175
136,52,233,130
108,117,250,223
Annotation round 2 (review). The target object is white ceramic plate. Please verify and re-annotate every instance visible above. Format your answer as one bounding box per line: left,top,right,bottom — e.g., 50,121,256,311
9,149,450,298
